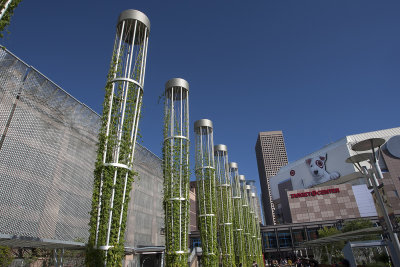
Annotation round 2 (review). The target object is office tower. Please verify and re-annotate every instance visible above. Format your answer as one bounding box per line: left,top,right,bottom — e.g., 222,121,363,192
255,131,288,225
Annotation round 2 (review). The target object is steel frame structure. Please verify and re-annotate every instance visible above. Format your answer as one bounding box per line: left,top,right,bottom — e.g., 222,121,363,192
240,175,253,266
88,9,150,266
229,162,246,266
246,184,257,265
194,119,218,267
163,78,190,266
248,187,264,266
214,144,235,267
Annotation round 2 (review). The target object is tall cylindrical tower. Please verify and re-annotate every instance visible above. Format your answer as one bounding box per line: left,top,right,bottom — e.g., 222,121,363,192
163,78,190,266
250,191,264,267
214,145,235,267
248,188,263,267
240,175,253,267
87,9,150,266
194,119,218,267
229,162,246,266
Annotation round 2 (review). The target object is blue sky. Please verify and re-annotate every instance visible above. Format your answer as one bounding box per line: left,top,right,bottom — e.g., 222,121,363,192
2,0,399,197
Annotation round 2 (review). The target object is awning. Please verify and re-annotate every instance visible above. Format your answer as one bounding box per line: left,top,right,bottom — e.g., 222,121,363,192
300,226,383,247
0,234,85,250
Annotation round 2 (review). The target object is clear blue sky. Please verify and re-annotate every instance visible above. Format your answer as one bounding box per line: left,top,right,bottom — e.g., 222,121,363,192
2,0,399,197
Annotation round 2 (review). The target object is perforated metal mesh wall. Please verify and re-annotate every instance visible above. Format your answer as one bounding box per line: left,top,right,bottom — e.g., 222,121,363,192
125,144,164,248
0,48,164,248
0,48,99,242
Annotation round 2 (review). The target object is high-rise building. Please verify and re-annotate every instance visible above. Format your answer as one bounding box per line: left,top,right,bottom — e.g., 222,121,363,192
255,131,288,225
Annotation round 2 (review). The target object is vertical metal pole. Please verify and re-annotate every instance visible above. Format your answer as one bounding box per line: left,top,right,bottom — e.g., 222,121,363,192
95,21,126,247
60,248,64,267
368,155,400,266
0,0,13,21
54,249,58,267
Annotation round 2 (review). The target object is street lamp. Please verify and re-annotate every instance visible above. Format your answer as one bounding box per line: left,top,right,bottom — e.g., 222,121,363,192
346,138,400,266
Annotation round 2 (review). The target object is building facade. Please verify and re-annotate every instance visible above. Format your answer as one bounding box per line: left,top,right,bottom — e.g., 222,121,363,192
0,48,164,266
269,127,400,225
255,130,288,225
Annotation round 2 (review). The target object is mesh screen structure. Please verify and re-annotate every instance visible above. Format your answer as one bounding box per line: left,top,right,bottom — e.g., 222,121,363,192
0,48,99,243
0,48,164,250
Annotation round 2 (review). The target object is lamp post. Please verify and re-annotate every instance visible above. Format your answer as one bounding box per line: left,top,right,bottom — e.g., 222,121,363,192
346,138,400,266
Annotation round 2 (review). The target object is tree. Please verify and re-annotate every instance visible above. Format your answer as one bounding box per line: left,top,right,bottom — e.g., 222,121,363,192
341,219,374,233
0,0,23,38
0,246,14,266
317,226,343,265
341,219,377,264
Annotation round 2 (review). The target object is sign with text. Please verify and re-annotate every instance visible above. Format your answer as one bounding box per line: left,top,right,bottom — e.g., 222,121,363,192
290,188,340,199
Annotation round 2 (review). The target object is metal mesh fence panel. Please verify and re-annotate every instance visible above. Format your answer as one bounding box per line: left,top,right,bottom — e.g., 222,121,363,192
0,48,164,250
0,48,99,243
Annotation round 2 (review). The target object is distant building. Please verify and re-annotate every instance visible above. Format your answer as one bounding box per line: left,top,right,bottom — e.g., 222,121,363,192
189,181,198,232
255,131,288,225
269,127,400,224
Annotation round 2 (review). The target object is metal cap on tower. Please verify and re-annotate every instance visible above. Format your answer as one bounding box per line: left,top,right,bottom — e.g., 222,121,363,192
165,78,189,91
214,144,227,152
229,162,238,169
118,9,150,31
194,119,213,130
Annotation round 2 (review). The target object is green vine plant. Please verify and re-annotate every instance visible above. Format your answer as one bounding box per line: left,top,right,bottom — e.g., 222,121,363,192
214,153,236,267
195,138,218,267
0,0,23,38
232,197,246,266
163,86,190,267
241,184,253,267
86,22,146,267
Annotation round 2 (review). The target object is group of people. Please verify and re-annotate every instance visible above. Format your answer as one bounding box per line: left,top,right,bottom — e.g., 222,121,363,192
266,257,351,267
266,256,319,266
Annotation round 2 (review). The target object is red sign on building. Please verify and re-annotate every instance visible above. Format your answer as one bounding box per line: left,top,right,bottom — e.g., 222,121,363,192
290,188,340,199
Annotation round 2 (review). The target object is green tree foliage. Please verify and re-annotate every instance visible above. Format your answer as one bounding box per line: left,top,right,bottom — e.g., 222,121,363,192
341,219,379,265
0,246,13,266
0,0,23,38
317,226,343,265
341,218,374,233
